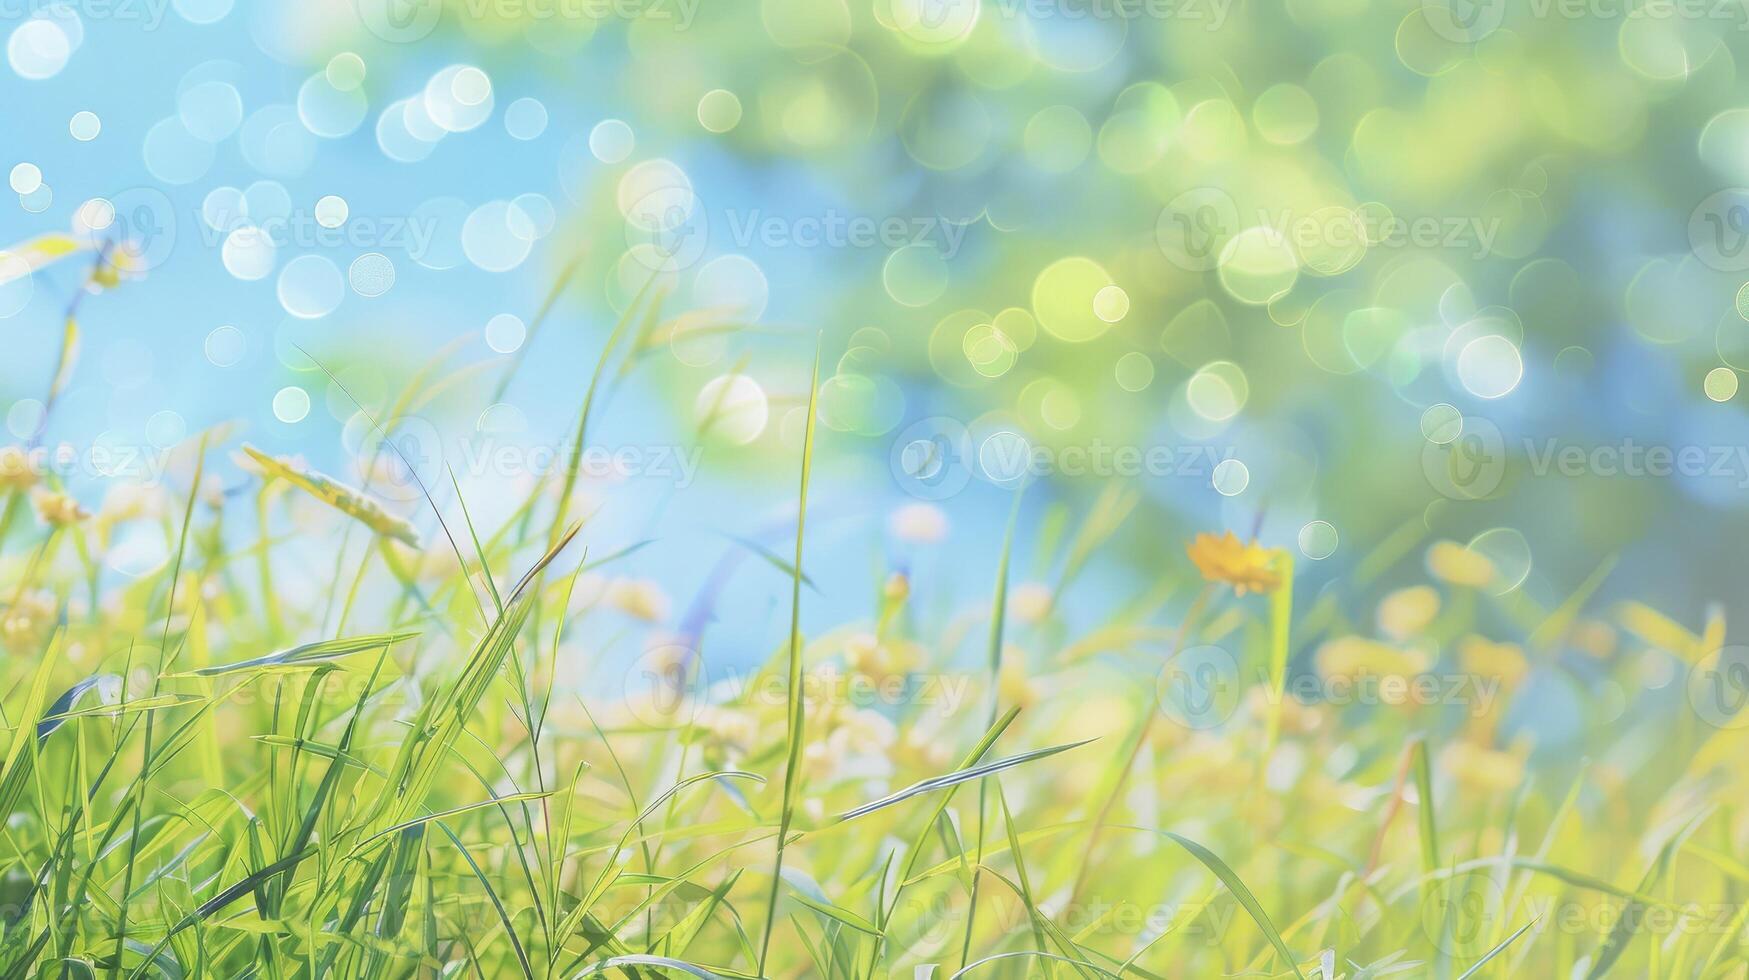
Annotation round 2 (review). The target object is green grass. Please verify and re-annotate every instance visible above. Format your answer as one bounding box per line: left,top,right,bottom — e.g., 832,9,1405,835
0,259,1744,979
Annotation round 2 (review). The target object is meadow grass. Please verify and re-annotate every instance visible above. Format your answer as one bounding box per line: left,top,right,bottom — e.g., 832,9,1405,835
0,251,1745,978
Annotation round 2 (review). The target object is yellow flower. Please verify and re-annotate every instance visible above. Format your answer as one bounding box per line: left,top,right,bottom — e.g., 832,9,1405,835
888,502,948,544
31,489,89,526
1571,619,1617,659
997,646,1039,709
843,632,917,680
238,445,419,548
1010,582,1053,624
606,578,670,622
882,571,909,605
0,446,36,491
1245,685,1325,735
97,482,170,529
695,705,758,756
1315,636,1429,681
1458,636,1528,688
1378,585,1440,640
1427,540,1494,588
1,590,56,650
1442,740,1524,795
1186,531,1282,595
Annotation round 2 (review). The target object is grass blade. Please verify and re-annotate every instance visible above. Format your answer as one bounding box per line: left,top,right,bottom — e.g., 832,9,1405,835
757,341,821,974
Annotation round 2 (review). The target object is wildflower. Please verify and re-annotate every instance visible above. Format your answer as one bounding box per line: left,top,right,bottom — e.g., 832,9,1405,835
998,647,1039,709
1427,540,1494,588
695,705,759,757
1245,685,1325,735
883,571,909,605
238,446,420,548
802,709,897,781
1,591,56,650
843,632,916,681
1442,740,1524,795
1186,531,1282,595
606,578,671,622
897,720,952,770
836,708,897,755
1377,585,1440,640
97,483,170,528
1010,582,1053,625
88,243,139,291
0,446,35,491
32,489,89,526
642,638,692,678
1571,619,1616,659
1314,636,1429,682
1458,636,1528,688
888,502,948,544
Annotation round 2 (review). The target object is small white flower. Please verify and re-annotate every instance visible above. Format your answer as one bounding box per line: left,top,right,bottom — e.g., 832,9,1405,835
888,502,948,545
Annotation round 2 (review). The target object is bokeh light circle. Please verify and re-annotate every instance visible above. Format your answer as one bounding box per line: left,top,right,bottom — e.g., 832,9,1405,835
204,325,246,367
1705,367,1739,402
348,253,396,297
1212,458,1250,496
485,313,526,354
1298,521,1339,559
695,373,769,444
276,254,344,318
1032,257,1115,342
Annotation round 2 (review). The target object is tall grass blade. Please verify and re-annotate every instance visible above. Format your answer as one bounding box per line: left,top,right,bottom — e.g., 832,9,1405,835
756,341,821,974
